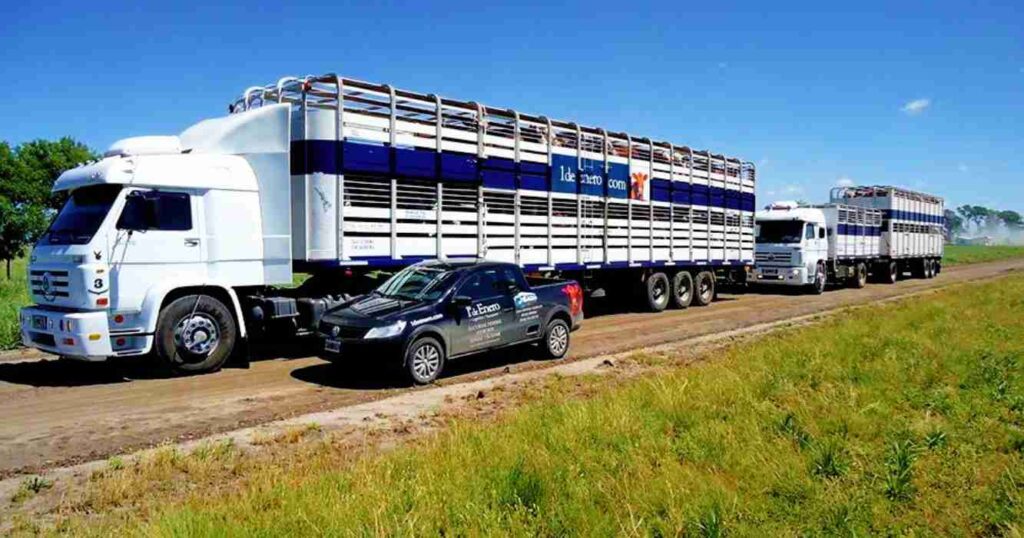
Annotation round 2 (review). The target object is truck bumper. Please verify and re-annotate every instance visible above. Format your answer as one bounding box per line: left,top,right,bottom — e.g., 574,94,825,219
20,307,113,360
752,266,810,286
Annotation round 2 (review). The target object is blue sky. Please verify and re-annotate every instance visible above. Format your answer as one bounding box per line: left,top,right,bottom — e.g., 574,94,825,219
1,0,1021,211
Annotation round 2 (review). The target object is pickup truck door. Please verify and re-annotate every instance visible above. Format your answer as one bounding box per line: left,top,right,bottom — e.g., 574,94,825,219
449,268,516,357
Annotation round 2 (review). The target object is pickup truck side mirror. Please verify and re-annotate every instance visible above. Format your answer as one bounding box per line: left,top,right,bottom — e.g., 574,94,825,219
452,295,472,307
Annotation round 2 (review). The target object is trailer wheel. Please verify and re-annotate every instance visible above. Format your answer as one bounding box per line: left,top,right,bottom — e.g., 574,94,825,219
913,259,928,279
884,261,899,284
807,262,826,295
403,336,445,385
933,260,941,276
540,318,571,359
925,259,936,279
849,262,867,289
154,294,237,374
643,272,670,312
670,271,694,309
693,271,715,307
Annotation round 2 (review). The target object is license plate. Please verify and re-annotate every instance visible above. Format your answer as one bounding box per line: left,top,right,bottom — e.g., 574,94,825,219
762,268,778,275
324,338,341,353
32,315,48,331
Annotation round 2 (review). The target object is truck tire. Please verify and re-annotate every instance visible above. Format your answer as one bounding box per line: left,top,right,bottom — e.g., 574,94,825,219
884,261,898,284
643,272,670,312
925,259,936,279
670,271,694,309
849,262,867,289
693,271,715,307
403,336,445,385
913,259,927,279
540,318,571,359
807,262,826,295
933,260,941,276
154,294,237,375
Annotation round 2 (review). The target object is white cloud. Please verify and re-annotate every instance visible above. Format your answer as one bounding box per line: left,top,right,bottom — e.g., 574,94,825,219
901,98,931,115
836,176,855,187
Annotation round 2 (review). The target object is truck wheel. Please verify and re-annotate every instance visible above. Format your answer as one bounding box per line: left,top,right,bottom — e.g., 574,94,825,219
155,294,237,374
693,271,715,307
540,318,571,359
884,261,899,284
925,259,936,279
849,262,867,289
807,262,826,295
913,259,927,279
670,271,694,309
933,260,941,275
404,336,445,385
643,272,670,312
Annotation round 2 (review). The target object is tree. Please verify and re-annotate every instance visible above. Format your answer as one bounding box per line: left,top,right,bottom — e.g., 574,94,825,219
997,210,1023,230
0,138,97,277
943,209,963,240
0,196,48,278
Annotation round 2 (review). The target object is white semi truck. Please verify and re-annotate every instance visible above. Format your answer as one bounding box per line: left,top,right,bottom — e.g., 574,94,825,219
752,186,944,293
19,74,756,374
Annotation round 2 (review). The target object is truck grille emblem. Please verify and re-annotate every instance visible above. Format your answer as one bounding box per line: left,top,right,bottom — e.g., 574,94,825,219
40,273,56,302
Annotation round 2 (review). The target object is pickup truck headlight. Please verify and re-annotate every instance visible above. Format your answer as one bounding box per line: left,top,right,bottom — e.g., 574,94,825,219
364,320,407,340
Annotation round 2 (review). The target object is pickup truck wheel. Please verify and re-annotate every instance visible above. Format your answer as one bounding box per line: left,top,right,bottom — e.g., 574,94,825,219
849,262,867,289
541,318,571,359
404,336,445,385
670,271,694,309
155,295,236,374
693,271,715,307
643,272,670,312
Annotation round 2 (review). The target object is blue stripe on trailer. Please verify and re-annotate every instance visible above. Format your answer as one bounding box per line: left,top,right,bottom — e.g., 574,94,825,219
291,139,755,211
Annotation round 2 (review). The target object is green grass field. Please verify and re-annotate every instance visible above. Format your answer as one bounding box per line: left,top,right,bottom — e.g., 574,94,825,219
944,244,1024,266
0,257,29,351
47,272,1024,535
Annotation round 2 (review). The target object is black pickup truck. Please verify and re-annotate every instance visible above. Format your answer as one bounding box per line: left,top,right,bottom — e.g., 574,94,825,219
317,260,584,384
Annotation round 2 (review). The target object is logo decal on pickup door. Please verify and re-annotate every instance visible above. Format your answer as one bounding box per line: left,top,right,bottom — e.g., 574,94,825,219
513,292,537,309
465,302,501,318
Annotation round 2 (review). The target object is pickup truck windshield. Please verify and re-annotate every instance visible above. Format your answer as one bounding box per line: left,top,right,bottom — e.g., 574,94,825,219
376,266,456,301
756,221,804,244
42,185,122,245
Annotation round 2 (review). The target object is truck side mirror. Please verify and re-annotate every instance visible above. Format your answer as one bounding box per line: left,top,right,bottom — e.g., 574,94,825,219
117,191,154,231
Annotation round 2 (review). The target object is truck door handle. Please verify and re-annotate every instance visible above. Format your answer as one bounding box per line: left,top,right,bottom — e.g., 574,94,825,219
184,238,200,247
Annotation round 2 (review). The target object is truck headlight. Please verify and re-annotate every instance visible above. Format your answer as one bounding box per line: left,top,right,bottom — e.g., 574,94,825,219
364,320,407,339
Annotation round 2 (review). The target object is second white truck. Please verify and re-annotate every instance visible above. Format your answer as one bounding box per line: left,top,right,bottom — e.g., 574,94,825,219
753,186,944,293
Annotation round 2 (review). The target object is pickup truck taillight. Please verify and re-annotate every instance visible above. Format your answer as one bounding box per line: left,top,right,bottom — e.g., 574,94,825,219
562,283,583,316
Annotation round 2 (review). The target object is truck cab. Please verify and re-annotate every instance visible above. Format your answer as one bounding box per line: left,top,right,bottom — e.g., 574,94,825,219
20,105,293,373
752,202,829,292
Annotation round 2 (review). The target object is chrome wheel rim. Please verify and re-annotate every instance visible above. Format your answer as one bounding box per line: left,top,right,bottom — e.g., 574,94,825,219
699,278,712,302
652,278,667,304
549,324,569,355
412,343,441,380
174,314,220,358
676,277,692,304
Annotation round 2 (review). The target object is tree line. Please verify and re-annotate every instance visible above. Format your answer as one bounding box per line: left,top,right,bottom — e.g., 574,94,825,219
944,205,1023,239
0,138,96,278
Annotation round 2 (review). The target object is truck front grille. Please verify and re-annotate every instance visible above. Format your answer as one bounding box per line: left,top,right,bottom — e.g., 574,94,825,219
29,270,71,300
755,252,792,264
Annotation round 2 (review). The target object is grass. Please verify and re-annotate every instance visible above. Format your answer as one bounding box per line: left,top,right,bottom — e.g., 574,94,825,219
944,244,1024,266
45,272,1024,535
0,256,30,351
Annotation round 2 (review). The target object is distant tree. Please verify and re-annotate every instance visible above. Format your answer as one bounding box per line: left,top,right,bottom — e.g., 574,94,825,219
0,138,96,277
943,209,963,240
997,210,1023,230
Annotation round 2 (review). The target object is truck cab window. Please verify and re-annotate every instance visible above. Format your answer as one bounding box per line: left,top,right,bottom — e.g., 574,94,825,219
818,227,826,239
459,270,500,300
117,191,193,231
42,185,122,245
804,223,816,240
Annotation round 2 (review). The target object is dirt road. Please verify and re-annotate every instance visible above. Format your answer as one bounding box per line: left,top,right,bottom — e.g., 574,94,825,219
1,259,1021,476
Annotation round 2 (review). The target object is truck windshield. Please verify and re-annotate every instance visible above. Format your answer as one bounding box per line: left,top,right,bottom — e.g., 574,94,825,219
376,266,457,301
756,221,804,244
41,185,123,245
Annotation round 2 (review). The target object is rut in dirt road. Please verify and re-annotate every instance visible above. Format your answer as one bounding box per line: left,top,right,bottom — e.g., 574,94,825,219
0,258,1021,477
